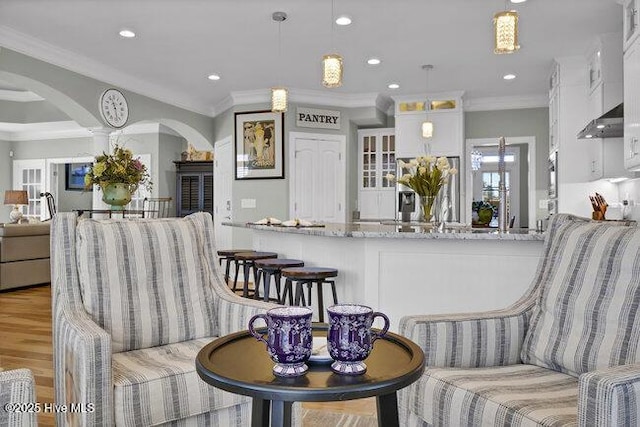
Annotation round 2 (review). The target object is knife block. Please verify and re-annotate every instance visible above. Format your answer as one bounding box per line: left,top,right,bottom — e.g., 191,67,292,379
592,211,605,221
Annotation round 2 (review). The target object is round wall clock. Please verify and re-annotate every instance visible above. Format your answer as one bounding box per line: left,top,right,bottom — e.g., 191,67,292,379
99,88,129,128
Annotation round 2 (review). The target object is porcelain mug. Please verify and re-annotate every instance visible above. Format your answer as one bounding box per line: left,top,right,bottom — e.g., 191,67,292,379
248,306,313,377
326,304,390,375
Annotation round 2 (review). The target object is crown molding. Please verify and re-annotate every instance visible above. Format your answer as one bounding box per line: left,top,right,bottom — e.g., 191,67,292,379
0,120,182,141
463,94,548,112
0,88,43,102
0,25,212,116
213,88,389,116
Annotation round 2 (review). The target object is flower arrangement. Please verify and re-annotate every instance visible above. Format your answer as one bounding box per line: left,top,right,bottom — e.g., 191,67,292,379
386,156,457,222
84,144,152,192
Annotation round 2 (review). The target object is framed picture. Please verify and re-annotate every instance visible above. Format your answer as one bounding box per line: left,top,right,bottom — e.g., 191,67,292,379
235,110,284,180
65,163,92,191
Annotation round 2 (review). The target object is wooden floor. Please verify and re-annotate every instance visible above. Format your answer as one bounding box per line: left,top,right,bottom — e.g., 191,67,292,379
0,285,375,426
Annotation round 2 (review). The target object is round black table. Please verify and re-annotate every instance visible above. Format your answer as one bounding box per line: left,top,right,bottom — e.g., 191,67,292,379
196,324,425,427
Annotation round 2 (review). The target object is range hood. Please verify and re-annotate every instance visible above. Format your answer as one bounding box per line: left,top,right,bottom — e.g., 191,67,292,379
577,103,624,139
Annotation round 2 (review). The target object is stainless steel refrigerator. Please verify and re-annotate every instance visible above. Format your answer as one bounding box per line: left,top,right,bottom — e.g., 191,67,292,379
395,156,460,223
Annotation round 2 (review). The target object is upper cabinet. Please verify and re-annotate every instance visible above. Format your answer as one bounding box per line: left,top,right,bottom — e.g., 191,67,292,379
624,37,640,170
624,0,640,52
392,92,464,158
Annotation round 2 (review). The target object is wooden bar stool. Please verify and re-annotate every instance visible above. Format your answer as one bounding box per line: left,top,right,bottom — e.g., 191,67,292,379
254,259,305,302
281,267,338,322
234,252,278,298
217,249,253,289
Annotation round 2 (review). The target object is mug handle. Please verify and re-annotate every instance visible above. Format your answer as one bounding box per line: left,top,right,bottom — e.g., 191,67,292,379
248,313,269,345
371,312,390,342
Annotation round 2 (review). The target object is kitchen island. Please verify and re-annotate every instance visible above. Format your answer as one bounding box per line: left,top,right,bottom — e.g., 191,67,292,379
224,222,545,330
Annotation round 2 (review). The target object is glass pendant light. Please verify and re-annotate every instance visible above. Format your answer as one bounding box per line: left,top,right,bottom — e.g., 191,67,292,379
271,11,288,112
322,0,343,88
421,65,434,139
494,0,520,54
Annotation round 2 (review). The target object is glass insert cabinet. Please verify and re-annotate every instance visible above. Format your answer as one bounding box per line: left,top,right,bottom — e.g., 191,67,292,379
357,128,396,220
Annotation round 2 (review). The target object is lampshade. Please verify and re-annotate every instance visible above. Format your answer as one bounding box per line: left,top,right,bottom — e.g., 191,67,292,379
4,190,28,205
494,10,520,54
322,54,343,88
422,121,434,139
271,87,288,113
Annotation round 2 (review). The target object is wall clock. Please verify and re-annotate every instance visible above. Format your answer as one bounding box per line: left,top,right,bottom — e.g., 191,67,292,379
99,88,129,128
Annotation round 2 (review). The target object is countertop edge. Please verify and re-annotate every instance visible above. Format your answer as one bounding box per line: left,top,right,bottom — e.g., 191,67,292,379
223,222,546,241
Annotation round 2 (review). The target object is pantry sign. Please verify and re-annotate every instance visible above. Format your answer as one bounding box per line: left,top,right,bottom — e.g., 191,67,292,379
296,107,341,130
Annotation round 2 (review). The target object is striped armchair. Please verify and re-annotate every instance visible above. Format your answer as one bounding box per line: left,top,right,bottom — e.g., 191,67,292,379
51,212,276,426
0,369,37,427
399,214,640,427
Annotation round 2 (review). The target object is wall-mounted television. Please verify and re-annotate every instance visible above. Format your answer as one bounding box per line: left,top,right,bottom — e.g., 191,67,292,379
65,163,92,191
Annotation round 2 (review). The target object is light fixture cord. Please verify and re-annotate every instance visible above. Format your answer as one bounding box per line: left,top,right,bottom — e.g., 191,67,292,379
278,19,282,85
330,0,335,51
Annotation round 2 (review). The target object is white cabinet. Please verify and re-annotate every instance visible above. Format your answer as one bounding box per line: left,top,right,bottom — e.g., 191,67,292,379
624,0,640,52
625,38,640,170
395,111,463,157
392,92,464,158
357,128,396,219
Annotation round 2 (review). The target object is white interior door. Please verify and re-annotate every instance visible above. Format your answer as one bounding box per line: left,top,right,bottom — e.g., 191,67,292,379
289,132,346,222
214,137,233,249
13,159,46,220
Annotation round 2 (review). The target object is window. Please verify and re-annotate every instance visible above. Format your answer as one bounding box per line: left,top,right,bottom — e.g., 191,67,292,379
482,171,510,219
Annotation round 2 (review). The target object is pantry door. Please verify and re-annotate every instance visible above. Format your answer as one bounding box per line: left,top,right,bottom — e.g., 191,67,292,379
289,132,346,223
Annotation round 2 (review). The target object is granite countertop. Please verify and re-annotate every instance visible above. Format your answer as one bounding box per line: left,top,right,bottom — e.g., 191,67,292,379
223,221,545,241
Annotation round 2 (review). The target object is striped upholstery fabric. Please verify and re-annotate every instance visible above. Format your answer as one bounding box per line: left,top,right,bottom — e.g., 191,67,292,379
399,215,640,427
112,337,248,426
76,217,217,352
52,212,277,426
0,369,37,427
521,219,640,377
404,364,579,426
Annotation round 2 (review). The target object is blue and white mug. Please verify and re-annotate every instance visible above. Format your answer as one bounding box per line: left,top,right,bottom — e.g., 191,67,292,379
326,304,390,375
248,306,313,377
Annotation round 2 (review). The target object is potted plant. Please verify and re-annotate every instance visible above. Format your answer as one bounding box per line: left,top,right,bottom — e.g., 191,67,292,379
472,201,495,227
84,144,152,210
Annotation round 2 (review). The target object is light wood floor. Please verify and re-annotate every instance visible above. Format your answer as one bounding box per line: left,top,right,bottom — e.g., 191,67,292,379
0,285,376,426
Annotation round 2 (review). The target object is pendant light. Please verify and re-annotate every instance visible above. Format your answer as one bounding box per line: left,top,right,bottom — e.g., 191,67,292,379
271,11,288,113
322,0,343,88
421,65,434,139
493,0,520,54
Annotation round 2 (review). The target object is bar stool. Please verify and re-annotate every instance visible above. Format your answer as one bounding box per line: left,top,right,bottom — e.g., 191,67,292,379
234,252,278,298
217,249,253,289
254,259,305,302
281,267,338,322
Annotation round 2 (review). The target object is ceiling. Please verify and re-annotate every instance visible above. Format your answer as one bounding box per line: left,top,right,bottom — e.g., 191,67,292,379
0,0,623,116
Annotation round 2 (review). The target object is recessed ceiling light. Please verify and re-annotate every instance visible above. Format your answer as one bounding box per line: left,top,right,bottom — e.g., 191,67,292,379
388,83,400,89
367,58,381,65
119,29,136,38
335,16,352,26
510,0,526,3
586,134,593,138
207,74,221,81
503,74,517,80
597,124,606,129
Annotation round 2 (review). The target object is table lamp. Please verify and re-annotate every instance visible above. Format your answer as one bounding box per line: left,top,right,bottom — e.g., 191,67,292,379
4,190,28,223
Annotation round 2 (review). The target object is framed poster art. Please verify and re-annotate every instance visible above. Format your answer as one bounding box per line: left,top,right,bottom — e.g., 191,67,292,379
234,110,284,180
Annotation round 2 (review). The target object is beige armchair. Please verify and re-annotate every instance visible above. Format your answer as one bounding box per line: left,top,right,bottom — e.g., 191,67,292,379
0,223,50,291
51,213,277,426
0,368,37,427
399,214,640,426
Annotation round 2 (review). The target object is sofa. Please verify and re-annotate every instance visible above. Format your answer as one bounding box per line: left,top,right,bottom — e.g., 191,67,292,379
51,212,278,426
0,222,50,291
0,368,37,427
399,214,640,426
